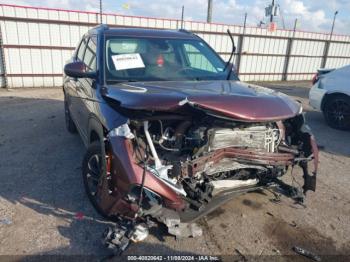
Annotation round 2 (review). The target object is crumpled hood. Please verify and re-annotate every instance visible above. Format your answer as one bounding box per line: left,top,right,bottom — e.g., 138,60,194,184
102,80,301,122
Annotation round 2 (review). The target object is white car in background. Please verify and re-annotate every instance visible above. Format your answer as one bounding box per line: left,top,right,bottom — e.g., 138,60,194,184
309,64,350,130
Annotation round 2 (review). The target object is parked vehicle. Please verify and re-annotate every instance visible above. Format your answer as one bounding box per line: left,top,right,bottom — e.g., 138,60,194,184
309,65,350,130
63,25,318,253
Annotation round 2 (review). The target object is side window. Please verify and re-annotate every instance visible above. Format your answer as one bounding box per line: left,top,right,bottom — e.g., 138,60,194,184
76,37,87,61
83,36,97,72
183,43,217,73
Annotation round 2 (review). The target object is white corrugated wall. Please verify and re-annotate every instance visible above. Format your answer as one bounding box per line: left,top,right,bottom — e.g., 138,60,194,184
0,4,350,87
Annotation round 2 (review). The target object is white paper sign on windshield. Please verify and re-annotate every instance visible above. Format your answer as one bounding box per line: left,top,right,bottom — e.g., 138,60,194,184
111,53,145,71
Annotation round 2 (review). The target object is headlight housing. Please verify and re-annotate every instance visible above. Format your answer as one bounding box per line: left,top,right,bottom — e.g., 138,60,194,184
108,123,134,139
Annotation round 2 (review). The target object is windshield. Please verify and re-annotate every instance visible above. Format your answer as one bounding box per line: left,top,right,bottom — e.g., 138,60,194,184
105,36,238,83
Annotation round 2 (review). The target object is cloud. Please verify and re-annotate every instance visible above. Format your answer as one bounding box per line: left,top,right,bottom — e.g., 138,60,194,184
120,0,207,21
0,0,349,34
0,0,100,11
281,0,328,30
280,0,350,34
116,0,265,27
46,0,100,11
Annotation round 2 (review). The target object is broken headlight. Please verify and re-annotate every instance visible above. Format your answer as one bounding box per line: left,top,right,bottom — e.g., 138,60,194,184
108,123,134,139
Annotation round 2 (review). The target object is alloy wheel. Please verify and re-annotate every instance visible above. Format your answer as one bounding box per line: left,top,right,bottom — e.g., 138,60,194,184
325,98,350,130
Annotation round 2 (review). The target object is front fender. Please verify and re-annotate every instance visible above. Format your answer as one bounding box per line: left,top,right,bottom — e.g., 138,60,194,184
107,136,186,213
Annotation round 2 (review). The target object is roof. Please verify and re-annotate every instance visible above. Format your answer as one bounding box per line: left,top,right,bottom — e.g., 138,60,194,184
90,25,198,39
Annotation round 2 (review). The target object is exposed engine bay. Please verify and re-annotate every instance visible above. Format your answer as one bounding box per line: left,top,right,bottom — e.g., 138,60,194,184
129,113,317,211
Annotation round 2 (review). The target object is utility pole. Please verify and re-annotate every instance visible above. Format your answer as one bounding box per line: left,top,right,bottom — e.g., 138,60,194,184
270,0,275,23
330,11,338,40
243,12,247,33
181,6,184,29
207,0,213,23
293,18,298,35
99,0,103,24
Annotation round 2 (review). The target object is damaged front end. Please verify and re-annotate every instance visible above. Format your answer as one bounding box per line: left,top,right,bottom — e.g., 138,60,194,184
99,102,318,253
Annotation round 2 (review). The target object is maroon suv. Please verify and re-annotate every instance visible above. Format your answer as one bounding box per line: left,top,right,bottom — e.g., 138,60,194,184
63,25,318,252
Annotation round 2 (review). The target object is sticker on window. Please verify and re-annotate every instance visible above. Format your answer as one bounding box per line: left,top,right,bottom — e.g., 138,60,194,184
111,53,145,71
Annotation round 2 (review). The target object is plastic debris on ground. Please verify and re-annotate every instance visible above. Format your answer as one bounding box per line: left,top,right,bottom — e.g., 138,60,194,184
292,246,321,261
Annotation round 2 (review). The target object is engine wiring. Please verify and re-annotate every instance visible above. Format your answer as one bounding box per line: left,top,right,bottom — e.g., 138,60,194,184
154,120,179,152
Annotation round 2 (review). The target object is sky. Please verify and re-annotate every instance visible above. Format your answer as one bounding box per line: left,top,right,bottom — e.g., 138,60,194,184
1,0,349,35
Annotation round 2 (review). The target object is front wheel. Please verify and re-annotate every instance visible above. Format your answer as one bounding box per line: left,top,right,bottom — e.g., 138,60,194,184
323,95,350,130
82,142,110,218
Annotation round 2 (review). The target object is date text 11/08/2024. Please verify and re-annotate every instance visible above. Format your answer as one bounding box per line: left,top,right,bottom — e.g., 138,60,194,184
126,255,220,261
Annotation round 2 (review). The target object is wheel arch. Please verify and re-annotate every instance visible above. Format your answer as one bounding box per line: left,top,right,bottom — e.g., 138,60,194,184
88,114,108,146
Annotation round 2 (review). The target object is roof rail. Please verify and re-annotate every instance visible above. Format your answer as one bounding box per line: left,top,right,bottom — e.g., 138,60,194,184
178,29,192,34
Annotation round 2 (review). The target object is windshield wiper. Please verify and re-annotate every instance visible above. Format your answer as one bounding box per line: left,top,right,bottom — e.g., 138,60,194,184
223,29,236,80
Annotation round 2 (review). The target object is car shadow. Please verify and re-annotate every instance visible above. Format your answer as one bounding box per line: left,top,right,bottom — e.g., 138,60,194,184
0,95,200,257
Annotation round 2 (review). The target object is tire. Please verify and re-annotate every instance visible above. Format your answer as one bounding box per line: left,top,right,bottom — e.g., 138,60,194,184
82,141,111,218
64,98,77,133
323,94,350,130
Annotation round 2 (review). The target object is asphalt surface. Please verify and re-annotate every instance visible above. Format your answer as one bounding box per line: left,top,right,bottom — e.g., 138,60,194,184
0,82,349,260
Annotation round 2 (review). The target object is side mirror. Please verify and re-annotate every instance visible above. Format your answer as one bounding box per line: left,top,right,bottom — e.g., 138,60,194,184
64,61,96,79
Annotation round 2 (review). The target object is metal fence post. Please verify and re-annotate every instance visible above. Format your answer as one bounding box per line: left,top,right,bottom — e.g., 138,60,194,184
321,41,330,68
235,34,244,75
0,23,7,88
236,18,246,76
282,37,293,81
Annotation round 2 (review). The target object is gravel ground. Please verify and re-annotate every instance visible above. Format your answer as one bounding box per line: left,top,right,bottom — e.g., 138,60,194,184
0,82,349,260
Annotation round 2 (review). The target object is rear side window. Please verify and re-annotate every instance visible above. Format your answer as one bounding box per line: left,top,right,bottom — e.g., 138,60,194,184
76,37,88,61
83,37,97,72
